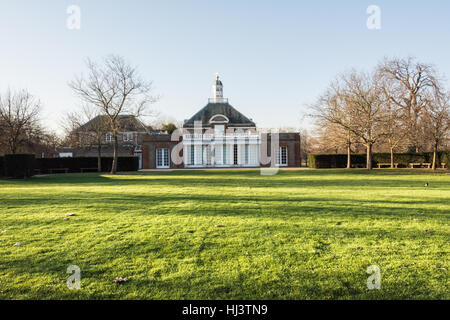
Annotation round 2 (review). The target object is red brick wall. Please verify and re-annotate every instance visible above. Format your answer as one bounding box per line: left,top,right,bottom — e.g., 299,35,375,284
142,134,183,169
260,133,301,168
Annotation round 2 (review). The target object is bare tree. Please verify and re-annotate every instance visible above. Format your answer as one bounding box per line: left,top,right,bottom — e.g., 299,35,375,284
314,71,385,170
383,107,406,168
28,130,62,158
69,55,156,174
314,121,357,168
62,105,110,172
0,89,42,154
299,129,311,167
312,81,358,169
377,57,441,152
422,92,450,170
377,79,407,168
343,72,387,170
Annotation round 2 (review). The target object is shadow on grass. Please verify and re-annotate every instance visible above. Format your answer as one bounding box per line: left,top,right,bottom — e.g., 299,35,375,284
1,221,446,300
2,191,449,228
3,169,448,190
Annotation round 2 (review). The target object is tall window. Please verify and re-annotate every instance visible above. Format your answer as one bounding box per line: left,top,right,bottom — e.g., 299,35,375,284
190,145,195,165
233,144,238,165
279,146,288,166
195,145,202,165
156,148,170,168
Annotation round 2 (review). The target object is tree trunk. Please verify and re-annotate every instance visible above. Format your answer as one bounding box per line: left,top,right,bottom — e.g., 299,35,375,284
390,147,394,169
366,143,373,171
111,133,118,175
432,143,438,171
9,139,17,154
97,143,102,172
346,144,351,169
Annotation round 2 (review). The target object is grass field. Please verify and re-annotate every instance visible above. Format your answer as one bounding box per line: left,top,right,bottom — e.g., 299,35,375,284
0,169,448,300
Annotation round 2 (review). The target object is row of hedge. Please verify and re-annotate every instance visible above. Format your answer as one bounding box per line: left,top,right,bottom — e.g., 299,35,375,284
0,154,35,178
308,151,450,169
35,156,139,173
0,155,139,178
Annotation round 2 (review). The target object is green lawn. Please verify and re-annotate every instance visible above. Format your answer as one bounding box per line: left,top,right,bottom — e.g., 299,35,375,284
0,169,448,300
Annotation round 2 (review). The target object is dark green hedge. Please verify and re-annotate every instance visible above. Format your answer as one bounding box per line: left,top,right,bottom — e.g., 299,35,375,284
308,151,450,169
35,156,139,173
0,156,4,177
307,154,366,169
3,154,35,178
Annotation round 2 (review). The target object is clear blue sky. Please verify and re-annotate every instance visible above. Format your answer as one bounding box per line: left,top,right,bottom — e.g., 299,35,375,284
0,0,449,133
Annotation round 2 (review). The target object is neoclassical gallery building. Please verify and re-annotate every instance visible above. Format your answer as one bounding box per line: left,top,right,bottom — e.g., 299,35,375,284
141,75,300,169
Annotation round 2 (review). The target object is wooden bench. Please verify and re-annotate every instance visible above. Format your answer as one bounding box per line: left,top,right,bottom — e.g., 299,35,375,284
409,163,431,169
48,168,69,174
377,163,398,168
80,168,99,173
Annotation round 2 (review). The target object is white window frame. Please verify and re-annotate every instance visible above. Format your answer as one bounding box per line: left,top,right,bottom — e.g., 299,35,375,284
105,132,113,143
278,146,288,166
156,148,170,169
209,114,229,124
190,145,195,165
123,132,133,142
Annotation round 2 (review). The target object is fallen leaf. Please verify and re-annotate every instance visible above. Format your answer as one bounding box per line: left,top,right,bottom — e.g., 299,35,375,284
65,213,76,217
113,277,129,284
13,242,21,246
215,225,225,228
425,229,434,233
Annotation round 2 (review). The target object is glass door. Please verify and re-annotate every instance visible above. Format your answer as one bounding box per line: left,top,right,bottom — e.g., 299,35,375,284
156,148,170,168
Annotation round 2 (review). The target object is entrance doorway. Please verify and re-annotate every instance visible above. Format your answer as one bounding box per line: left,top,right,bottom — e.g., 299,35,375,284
156,148,170,168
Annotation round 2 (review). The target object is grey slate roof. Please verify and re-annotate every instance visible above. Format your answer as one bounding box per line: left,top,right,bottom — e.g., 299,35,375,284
79,115,152,132
183,102,256,128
